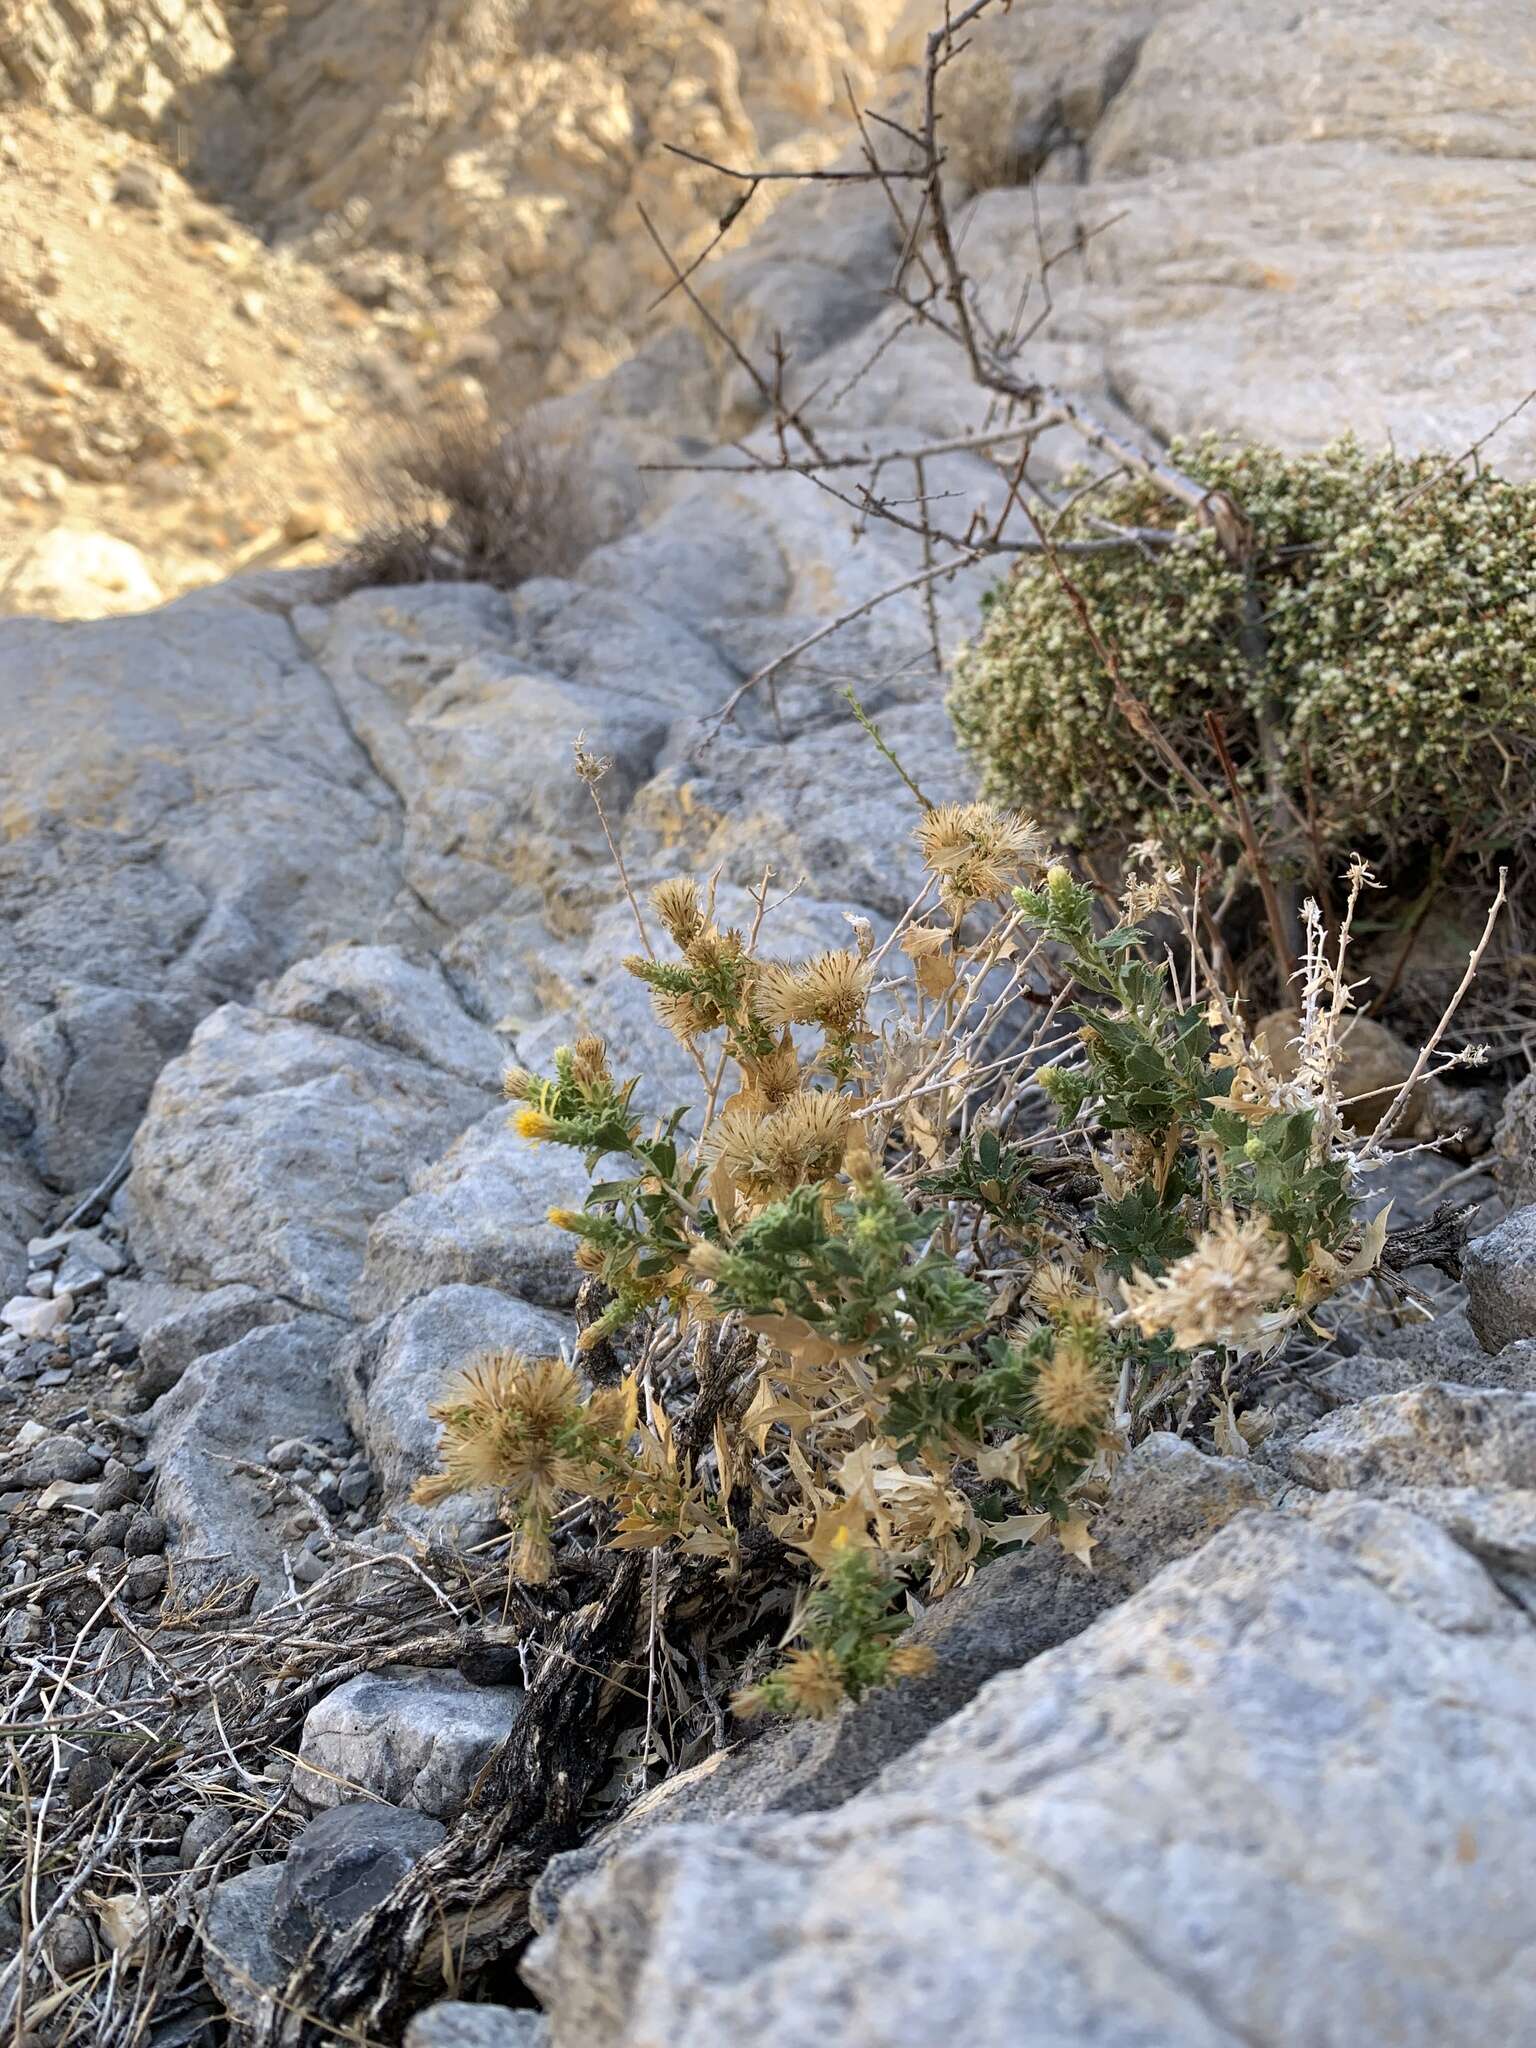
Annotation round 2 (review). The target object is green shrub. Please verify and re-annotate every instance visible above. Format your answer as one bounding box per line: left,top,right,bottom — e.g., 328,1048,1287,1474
948,438,1536,883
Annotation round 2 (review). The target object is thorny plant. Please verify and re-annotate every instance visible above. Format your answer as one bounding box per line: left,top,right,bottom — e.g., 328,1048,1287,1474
419,771,1500,1720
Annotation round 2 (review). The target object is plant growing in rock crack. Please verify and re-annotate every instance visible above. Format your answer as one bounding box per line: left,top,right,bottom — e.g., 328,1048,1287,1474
417,761,1493,1723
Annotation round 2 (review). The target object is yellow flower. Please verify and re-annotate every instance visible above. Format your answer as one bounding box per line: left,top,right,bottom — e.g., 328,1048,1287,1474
546,1207,585,1232
513,1105,559,1144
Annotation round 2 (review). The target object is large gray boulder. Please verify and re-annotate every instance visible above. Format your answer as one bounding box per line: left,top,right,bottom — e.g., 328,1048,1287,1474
125,1003,491,1316
525,1497,1536,2047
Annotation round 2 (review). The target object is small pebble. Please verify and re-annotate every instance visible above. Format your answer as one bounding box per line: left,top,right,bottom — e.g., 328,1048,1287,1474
92,1508,130,1549
179,1807,235,1867
67,1752,114,1808
46,1911,94,1974
124,1555,167,1605
338,1467,372,1509
124,1510,167,1557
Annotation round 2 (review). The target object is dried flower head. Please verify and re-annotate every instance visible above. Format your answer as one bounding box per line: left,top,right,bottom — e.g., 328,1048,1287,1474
651,877,705,949
707,1090,852,1200
1120,1212,1292,1354
569,1035,612,1091
915,800,1046,913
502,1064,537,1102
1030,1338,1114,1436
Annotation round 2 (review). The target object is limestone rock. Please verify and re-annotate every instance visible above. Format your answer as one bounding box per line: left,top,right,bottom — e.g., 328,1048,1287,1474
338,1285,575,1503
293,1667,523,1818
1310,1339,1536,1410
125,1005,490,1316
147,1320,346,1601
1288,1382,1536,1494
356,1108,590,1319
0,586,403,1188
525,1498,1536,2048
534,1435,1284,1925
264,945,504,1089
135,1284,300,1401
1465,1208,1536,1354
623,699,974,920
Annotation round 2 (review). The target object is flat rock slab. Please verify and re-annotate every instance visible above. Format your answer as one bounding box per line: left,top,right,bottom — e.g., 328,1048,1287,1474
526,1498,1536,2048
0,586,404,1188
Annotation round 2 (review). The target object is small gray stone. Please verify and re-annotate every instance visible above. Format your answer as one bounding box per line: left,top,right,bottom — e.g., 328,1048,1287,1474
124,1555,168,1605
13,1435,101,1486
201,1864,286,2025
47,1911,94,1975
405,2002,549,2048
95,1462,139,1512
67,1753,113,1808
180,1808,236,1868
338,1465,372,1509
91,1509,130,1550
54,1253,107,1297
271,1801,446,1962
294,1668,523,1818
124,1511,168,1556
1465,1207,1536,1352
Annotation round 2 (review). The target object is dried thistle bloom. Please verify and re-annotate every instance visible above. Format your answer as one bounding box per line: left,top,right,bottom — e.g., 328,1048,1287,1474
649,986,715,1045
752,961,810,1031
1030,1338,1114,1435
915,799,1046,912
569,1035,612,1091
502,1064,537,1101
774,1645,848,1719
707,1090,851,1200
1121,1213,1292,1354
418,1351,589,1511
886,1641,937,1681
651,877,705,948
793,950,874,1034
